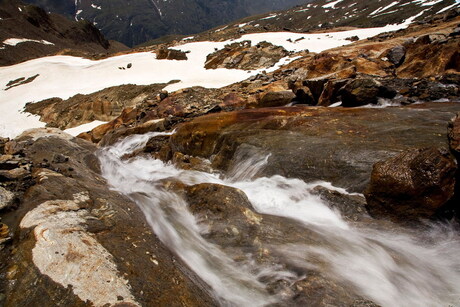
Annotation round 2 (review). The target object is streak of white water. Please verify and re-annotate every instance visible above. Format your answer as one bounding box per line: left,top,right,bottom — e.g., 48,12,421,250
99,132,460,307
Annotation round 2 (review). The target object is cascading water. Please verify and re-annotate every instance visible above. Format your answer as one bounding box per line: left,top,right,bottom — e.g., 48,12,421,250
99,132,460,307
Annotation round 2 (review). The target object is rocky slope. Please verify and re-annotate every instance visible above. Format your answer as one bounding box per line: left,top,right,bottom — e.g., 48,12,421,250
0,0,128,66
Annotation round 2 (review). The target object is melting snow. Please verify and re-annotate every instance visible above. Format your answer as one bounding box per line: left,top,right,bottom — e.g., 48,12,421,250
65,120,107,136
0,16,425,138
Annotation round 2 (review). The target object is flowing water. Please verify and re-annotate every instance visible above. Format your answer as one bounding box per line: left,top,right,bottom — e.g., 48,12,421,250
99,132,460,307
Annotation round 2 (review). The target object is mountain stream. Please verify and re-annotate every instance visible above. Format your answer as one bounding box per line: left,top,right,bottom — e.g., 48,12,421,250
99,131,460,307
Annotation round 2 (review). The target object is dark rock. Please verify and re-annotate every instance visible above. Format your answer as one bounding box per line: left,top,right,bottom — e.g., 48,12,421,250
364,147,457,223
341,78,396,107
311,186,368,221
346,36,359,42
317,79,348,107
184,183,258,246
387,45,406,67
303,78,329,104
259,90,296,107
127,63,132,68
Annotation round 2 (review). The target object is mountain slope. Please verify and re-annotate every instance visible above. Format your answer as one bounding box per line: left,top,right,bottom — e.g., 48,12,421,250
185,0,460,43
0,0,128,65
21,0,314,46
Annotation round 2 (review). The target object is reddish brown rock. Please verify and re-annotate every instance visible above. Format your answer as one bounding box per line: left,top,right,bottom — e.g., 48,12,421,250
155,48,188,60
364,147,457,223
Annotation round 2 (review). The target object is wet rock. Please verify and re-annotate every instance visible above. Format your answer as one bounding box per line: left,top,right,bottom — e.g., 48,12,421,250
155,48,188,60
171,104,457,192
341,78,396,107
289,81,316,105
0,186,15,210
311,186,368,222
185,183,259,246
364,147,457,223
386,45,406,67
2,129,216,307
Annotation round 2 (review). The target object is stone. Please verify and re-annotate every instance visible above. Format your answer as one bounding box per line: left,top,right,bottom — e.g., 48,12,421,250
364,147,457,223
317,79,348,107
0,186,15,210
386,45,406,67
155,48,188,60
259,90,296,107
340,78,396,107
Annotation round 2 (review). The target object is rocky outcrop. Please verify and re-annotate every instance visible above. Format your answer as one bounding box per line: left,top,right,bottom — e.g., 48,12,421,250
0,128,215,306
205,41,289,70
364,147,457,223
170,103,458,192
25,84,168,130
155,48,188,60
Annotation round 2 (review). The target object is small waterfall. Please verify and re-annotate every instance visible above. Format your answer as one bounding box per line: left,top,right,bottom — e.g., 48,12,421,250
99,132,460,307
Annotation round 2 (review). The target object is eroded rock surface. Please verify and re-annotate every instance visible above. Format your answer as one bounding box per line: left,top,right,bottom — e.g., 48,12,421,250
0,128,215,307
171,103,458,192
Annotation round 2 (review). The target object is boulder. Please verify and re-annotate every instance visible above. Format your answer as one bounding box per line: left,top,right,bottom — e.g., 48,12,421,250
155,48,188,60
364,147,457,223
386,45,406,67
259,90,296,107
317,79,348,107
340,78,396,107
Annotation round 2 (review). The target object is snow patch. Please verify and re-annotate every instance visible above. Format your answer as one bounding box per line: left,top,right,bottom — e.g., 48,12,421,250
65,120,107,136
2,38,54,46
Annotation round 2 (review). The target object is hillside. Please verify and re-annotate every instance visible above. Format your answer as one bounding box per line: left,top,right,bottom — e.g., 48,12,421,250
22,0,314,46
0,0,128,65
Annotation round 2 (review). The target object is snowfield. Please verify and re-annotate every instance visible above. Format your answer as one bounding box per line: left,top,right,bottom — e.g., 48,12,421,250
0,17,419,138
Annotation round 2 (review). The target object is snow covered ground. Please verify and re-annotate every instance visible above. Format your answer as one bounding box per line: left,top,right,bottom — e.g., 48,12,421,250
0,16,420,138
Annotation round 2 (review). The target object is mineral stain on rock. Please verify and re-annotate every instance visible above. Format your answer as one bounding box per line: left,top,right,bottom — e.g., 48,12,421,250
20,189,141,307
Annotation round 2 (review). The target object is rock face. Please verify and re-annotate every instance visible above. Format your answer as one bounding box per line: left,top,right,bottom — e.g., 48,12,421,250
364,147,457,222
205,41,289,70
0,129,215,306
170,103,458,192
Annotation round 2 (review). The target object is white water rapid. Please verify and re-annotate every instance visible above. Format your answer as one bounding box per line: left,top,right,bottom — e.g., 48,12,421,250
99,132,460,307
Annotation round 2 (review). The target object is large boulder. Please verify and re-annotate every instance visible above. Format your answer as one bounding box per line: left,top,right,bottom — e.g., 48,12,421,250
340,78,396,107
364,147,457,223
